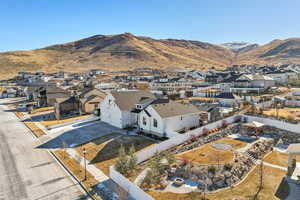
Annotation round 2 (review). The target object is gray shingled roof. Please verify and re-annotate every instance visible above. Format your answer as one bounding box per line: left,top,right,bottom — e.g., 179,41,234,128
111,90,155,111
151,101,200,118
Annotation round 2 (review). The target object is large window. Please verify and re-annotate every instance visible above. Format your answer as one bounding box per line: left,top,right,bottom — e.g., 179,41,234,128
153,118,158,128
143,117,147,125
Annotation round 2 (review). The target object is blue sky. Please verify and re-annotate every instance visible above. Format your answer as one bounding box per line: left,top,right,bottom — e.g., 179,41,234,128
0,0,299,51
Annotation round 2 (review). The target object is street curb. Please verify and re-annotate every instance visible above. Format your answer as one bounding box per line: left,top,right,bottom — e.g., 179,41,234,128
12,109,97,200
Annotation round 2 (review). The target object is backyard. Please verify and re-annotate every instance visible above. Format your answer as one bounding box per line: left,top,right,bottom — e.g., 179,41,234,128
147,165,286,200
263,107,300,121
176,138,247,165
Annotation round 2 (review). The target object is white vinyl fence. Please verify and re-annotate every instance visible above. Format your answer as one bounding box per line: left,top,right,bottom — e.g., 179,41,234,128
110,166,154,200
243,115,300,134
256,100,273,109
285,100,300,107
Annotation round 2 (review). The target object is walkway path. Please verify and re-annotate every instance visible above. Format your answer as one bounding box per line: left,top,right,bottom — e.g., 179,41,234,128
66,148,109,183
260,161,287,171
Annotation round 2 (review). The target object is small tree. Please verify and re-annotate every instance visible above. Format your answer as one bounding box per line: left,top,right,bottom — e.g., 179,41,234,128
163,151,176,165
221,120,228,128
127,144,138,171
208,166,216,174
115,144,129,175
189,134,198,142
202,128,210,136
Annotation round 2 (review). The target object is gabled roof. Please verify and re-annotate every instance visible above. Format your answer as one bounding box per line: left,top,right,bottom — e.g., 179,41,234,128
110,90,156,111
55,96,78,104
151,101,200,119
238,74,273,81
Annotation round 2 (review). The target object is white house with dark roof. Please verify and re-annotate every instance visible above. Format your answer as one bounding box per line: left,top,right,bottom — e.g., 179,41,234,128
99,90,156,128
138,101,201,138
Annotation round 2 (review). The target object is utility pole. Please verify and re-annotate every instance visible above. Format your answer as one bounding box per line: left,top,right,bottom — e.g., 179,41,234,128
83,147,87,182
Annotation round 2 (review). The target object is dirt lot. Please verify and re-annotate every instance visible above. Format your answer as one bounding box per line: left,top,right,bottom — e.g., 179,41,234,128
25,121,46,137
75,133,156,175
30,106,53,115
41,115,90,127
148,165,286,200
176,138,247,165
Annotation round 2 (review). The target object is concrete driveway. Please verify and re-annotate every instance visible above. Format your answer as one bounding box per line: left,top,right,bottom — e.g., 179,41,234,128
0,99,85,200
38,120,126,149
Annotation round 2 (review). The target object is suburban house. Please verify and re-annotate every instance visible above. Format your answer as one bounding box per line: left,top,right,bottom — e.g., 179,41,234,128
150,78,193,91
47,86,70,106
99,90,156,128
195,104,220,123
78,88,107,115
138,101,201,137
266,69,299,84
234,74,275,88
54,96,80,120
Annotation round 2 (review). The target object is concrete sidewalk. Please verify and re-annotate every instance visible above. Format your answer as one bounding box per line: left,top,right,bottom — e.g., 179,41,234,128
66,148,109,183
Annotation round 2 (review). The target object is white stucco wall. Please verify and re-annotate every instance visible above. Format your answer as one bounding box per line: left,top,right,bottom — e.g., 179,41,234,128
139,106,200,137
122,111,138,128
138,106,164,136
164,113,199,132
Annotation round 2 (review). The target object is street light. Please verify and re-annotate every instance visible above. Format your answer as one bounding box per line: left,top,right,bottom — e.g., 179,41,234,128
83,147,87,182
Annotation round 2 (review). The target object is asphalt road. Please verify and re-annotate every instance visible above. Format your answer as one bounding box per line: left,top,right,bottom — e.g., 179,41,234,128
0,99,85,200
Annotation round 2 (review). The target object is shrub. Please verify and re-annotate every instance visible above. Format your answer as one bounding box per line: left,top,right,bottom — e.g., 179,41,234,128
221,120,229,128
163,151,176,165
189,134,198,142
224,163,233,171
202,128,210,136
208,166,216,174
179,156,190,166
127,144,138,171
115,144,129,175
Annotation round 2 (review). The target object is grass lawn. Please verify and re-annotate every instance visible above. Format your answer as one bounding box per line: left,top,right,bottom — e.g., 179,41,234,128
75,134,156,176
30,106,53,114
263,151,300,167
263,107,300,121
54,150,101,200
25,121,46,137
176,139,243,165
147,166,286,200
41,115,90,127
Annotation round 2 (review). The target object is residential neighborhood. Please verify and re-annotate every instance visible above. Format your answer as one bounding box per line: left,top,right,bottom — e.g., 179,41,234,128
1,63,300,200
1,1,300,200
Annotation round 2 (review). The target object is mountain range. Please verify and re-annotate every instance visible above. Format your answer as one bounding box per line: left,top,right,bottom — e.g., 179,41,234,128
1,32,300,80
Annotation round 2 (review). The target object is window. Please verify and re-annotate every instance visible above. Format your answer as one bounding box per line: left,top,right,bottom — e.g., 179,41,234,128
153,119,158,128
142,117,147,125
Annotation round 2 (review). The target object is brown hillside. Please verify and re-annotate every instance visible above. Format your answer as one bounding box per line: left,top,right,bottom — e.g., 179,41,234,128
0,33,300,80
